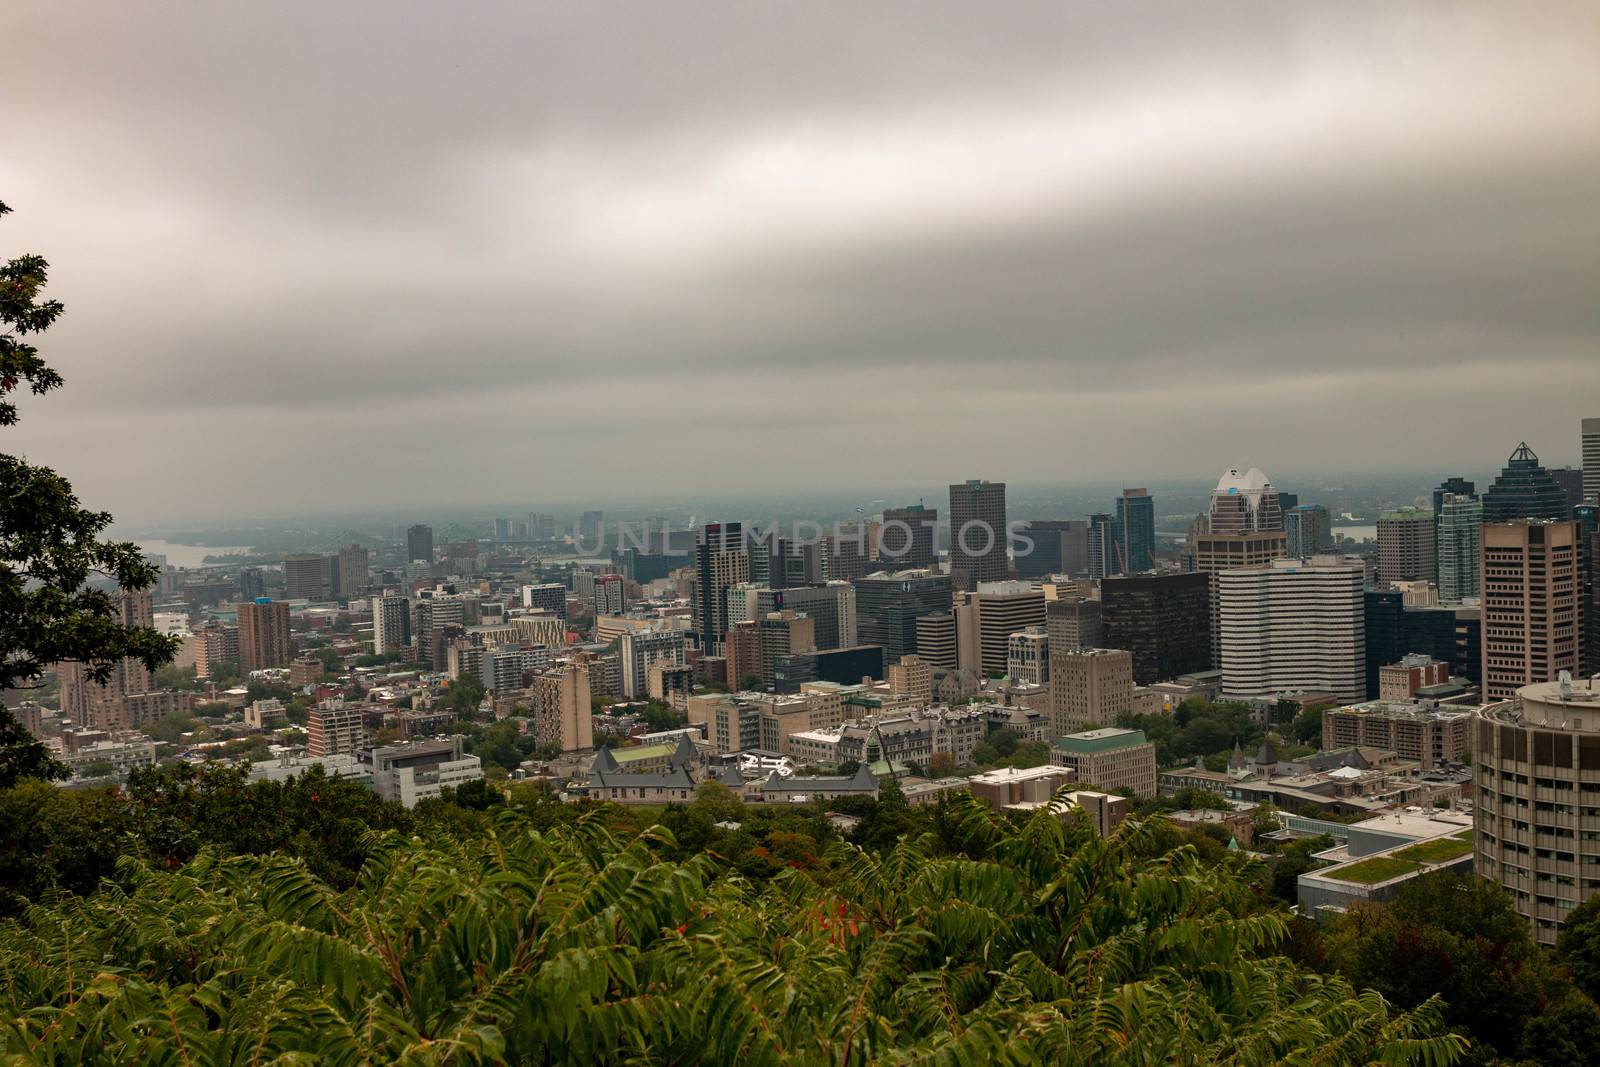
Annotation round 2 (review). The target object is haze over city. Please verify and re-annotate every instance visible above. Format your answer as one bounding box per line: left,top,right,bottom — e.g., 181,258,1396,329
6,1,1600,525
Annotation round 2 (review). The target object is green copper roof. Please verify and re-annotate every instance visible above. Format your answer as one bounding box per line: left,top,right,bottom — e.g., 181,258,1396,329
1055,728,1149,755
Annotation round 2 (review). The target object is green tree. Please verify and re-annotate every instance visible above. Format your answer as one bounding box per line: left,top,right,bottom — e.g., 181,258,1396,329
0,203,178,787
640,701,681,732
1561,893,1600,1002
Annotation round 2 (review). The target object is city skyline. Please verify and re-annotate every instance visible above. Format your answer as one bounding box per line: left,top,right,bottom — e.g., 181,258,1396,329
7,2,1600,522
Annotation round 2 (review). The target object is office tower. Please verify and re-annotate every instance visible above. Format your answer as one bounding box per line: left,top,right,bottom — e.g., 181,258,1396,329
856,570,954,662
1551,468,1586,517
618,627,687,699
1086,513,1121,580
237,567,265,601
1376,507,1437,585
887,655,934,706
1585,418,1600,504
282,553,335,600
728,583,856,650
1432,477,1477,516
692,522,749,656
493,517,513,541
879,503,936,567
55,589,156,727
825,523,876,582
1048,648,1134,735
914,613,958,670
576,510,604,548
1045,594,1103,652
1006,628,1049,686
527,512,556,540
307,700,366,757
1474,678,1600,944
407,524,434,564
1217,557,1366,704
593,574,627,616
1580,504,1600,675
530,662,593,753
1284,504,1332,559
1115,489,1156,573
521,582,568,618
1483,443,1570,522
1480,520,1581,700
1015,519,1089,580
336,544,369,599
372,594,412,656
1100,571,1212,684
1208,468,1284,535
972,580,1047,676
237,598,292,673
728,611,817,691
948,479,1008,591
1436,494,1483,605
1363,589,1480,696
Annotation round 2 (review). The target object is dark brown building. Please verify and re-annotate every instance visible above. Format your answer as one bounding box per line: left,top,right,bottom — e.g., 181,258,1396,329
1100,571,1212,684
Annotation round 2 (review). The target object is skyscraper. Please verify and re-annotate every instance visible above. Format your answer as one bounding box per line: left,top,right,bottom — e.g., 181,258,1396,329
237,598,291,673
282,553,334,600
692,522,749,656
1376,507,1437,585
1048,648,1134,735
948,479,1008,591
1480,520,1581,700
1284,504,1332,559
406,524,434,564
1115,488,1156,573
1101,571,1212,684
1014,519,1088,579
237,567,265,601
1436,494,1483,605
1585,417,1600,505
55,589,155,727
971,580,1047,676
879,503,936,568
1217,556,1366,704
1086,513,1121,580
337,544,369,599
1208,468,1284,535
855,570,954,662
372,594,412,656
1482,443,1569,522
1432,476,1476,516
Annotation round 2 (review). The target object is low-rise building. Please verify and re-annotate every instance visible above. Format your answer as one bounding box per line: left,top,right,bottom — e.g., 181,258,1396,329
362,736,483,808
1321,700,1474,771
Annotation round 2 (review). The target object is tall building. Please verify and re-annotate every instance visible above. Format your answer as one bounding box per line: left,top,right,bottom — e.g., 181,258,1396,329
1007,628,1049,686
972,580,1047,676
1432,477,1477,516
913,612,958,670
372,594,412,656
1376,507,1437,585
237,567,265,601
1436,494,1483,605
692,522,749,656
1480,520,1581,701
593,574,627,616
1483,443,1570,523
406,524,434,564
282,553,334,601
337,544,369,599
618,628,687,699
1045,594,1103,653
530,661,593,753
237,598,291,673
1364,590,1481,696
887,654,933,706
948,479,1008,591
1100,571,1212,684
1551,467,1585,518
1585,417,1600,504
1048,648,1133,735
578,511,604,546
521,582,568,618
825,523,877,582
879,503,937,567
727,582,856,650
1580,503,1600,676
1015,519,1089,580
1474,679,1600,943
1218,557,1365,704
855,570,954,663
1115,489,1155,573
1208,468,1284,535
1086,513,1121,580
55,589,156,727
308,699,366,757
1284,504,1332,560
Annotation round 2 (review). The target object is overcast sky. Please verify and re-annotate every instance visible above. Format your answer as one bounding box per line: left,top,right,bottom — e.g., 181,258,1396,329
5,2,1599,525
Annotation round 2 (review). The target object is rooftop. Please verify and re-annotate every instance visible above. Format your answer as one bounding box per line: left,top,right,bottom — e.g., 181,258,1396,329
1056,727,1149,755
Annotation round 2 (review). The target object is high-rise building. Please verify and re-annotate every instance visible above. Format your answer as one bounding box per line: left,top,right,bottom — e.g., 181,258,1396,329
1432,477,1477,516
1100,571,1212,684
1284,504,1332,559
55,589,156,727
879,503,937,568
948,479,1008,591
1208,468,1284,535
1364,590,1480,696
1474,679,1600,943
1048,648,1134,735
1014,519,1089,579
913,612,958,670
1115,489,1156,573
618,627,687,699
887,654,934,706
406,524,434,564
372,594,412,657
1580,503,1600,676
282,553,335,601
727,582,856,650
1086,513,1121,580
972,580,1047,676
237,567,265,601
530,661,593,753
1483,443,1570,523
578,511,604,547
336,544,369,599
856,570,954,663
493,517,513,541
1376,507,1437,586
1218,556,1365,704
1436,494,1483,605
1480,520,1581,701
237,598,291,673
825,523,877,583
1006,628,1049,686
692,522,749,656
308,699,366,757
1551,467,1585,518
1584,418,1600,505
593,574,627,616
521,583,568,618
1045,593,1103,653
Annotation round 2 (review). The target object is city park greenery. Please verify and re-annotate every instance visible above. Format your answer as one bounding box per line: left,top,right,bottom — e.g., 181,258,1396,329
0,197,1589,1062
